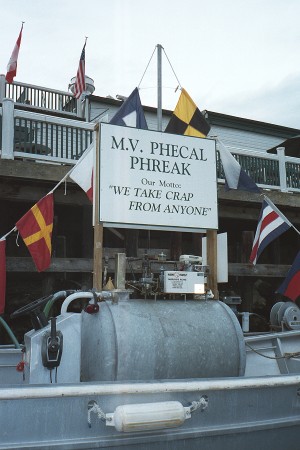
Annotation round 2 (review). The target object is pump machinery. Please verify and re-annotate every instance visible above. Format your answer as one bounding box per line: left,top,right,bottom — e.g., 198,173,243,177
6,251,300,388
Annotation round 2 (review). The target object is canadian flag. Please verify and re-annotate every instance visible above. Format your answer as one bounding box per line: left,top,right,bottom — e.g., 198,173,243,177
69,143,94,202
6,24,23,84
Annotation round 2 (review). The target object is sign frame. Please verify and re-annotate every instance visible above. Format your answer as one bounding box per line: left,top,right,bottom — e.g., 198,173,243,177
98,123,218,233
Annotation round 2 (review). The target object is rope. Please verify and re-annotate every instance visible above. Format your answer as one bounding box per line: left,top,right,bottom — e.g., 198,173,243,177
246,342,300,360
15,230,20,247
162,47,182,90
138,46,156,88
87,400,107,428
189,395,208,413
49,367,58,383
138,45,182,92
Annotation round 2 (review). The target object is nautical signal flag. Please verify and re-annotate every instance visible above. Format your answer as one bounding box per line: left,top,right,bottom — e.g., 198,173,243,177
249,196,292,265
16,194,54,272
6,23,23,84
69,143,94,202
276,251,300,302
74,42,86,99
217,139,261,193
110,87,148,129
0,240,6,314
165,88,211,138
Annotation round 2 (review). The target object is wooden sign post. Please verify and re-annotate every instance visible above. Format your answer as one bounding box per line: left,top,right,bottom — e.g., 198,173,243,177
93,125,103,290
206,229,218,299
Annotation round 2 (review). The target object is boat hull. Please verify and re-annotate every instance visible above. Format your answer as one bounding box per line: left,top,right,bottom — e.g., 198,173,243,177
1,376,300,450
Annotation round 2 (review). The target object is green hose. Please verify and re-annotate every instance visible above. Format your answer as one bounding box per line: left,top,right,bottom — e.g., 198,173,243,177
43,298,56,319
0,316,21,349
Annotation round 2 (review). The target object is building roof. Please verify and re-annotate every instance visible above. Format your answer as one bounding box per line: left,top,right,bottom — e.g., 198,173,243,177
89,93,172,116
89,94,300,139
204,110,300,139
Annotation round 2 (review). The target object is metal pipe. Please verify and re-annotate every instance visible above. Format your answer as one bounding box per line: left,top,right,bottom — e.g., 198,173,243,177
60,291,113,314
43,290,73,318
1,375,300,400
245,329,300,342
60,292,94,314
115,253,126,289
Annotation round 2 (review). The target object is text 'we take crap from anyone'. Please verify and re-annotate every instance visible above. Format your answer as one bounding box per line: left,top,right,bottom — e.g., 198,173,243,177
105,134,214,217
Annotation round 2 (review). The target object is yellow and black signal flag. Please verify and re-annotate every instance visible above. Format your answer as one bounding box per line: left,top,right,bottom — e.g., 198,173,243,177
165,88,211,138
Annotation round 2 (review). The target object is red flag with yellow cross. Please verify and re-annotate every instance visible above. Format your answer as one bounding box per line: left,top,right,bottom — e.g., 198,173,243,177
16,194,53,272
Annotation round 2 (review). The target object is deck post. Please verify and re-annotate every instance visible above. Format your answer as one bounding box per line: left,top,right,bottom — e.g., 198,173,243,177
76,98,84,118
84,96,90,121
1,98,14,160
93,222,103,290
0,75,6,102
206,229,218,299
277,146,287,192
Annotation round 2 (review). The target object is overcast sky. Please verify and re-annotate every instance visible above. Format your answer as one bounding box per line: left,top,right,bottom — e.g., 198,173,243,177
1,0,300,129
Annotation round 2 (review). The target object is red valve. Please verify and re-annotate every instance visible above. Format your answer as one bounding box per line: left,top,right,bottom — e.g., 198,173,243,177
16,360,26,372
85,303,99,314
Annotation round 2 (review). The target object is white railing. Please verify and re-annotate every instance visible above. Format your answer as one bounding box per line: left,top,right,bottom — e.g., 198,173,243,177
216,145,300,193
0,75,87,119
0,96,299,192
1,98,95,164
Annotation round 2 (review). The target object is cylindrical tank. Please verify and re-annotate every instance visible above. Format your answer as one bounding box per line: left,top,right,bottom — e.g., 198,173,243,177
81,299,246,381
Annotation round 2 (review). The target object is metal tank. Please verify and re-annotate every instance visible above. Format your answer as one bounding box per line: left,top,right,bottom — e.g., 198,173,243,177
81,299,246,381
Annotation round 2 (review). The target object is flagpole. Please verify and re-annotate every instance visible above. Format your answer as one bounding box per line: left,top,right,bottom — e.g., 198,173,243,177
48,165,78,194
264,195,300,236
289,223,300,236
48,139,96,194
157,44,163,132
0,226,16,240
49,170,73,194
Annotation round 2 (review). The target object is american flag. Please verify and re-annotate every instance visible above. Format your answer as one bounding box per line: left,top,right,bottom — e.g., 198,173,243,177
74,43,86,99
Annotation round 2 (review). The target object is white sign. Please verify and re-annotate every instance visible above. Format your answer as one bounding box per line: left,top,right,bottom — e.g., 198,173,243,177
99,123,218,231
164,271,205,294
202,232,228,283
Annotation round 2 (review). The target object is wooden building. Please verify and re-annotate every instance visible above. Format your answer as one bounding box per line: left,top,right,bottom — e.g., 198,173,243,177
1,75,300,338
